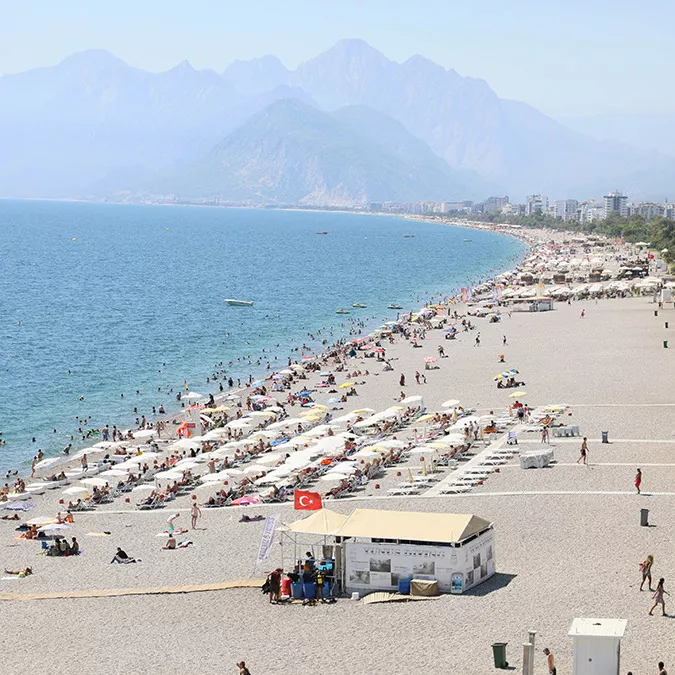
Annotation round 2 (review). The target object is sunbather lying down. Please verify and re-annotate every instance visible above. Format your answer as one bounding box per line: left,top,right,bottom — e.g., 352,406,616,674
162,535,193,550
240,514,265,523
5,567,32,577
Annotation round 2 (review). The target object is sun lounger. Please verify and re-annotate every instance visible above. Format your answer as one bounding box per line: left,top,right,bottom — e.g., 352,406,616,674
439,485,473,494
387,486,421,496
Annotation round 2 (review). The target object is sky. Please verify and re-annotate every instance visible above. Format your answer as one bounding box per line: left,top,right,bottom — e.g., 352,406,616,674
1,0,674,118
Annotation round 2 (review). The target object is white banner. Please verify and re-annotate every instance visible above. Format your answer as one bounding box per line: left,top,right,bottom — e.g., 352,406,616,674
256,513,279,565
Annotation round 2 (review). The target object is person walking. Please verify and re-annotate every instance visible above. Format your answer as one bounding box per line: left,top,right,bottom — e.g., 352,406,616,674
541,425,549,444
474,333,481,347
190,500,201,530
658,662,668,675
543,647,556,674
503,335,507,346
399,374,405,387
649,578,669,616
635,468,642,494
640,554,654,591
577,437,588,465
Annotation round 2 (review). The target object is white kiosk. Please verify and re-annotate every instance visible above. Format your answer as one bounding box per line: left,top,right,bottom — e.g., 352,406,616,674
568,618,627,675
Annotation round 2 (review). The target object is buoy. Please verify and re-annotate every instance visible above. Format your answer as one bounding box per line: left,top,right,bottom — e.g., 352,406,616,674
71,237,76,241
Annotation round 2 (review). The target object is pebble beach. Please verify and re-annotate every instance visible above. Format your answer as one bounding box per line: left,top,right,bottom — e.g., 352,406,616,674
1,227,674,674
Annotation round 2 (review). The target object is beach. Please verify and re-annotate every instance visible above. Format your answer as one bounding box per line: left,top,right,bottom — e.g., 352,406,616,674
1,231,674,674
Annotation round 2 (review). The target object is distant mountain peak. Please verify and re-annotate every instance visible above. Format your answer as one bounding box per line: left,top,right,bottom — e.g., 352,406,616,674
311,38,390,66
59,49,130,70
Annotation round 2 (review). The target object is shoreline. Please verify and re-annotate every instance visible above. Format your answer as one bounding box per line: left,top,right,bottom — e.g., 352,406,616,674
1,209,527,477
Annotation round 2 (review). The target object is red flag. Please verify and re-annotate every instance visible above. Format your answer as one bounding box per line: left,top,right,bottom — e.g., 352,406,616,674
294,490,322,511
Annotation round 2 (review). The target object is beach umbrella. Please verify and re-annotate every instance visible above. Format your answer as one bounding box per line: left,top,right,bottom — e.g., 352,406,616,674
182,391,204,400
132,485,155,493
34,457,60,470
231,496,260,506
301,355,314,361
225,394,241,401
134,429,156,440
98,469,129,478
295,390,313,398
320,473,349,482
415,413,436,423
326,398,341,404
242,465,265,475
63,486,90,496
39,523,72,533
27,516,58,526
81,477,111,487
3,502,35,511
250,380,265,388
350,408,375,415
319,372,333,376
441,399,460,408
424,356,437,363
171,438,203,449
339,381,355,389
509,391,527,398
279,369,294,375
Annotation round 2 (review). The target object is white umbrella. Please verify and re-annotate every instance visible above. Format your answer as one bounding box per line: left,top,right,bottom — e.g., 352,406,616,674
132,485,155,493
441,399,460,408
80,477,111,487
242,465,265,475
320,473,349,481
98,469,129,478
134,429,156,440
256,454,282,467
182,391,204,400
63,486,90,496
170,438,202,450
38,523,72,533
34,457,60,470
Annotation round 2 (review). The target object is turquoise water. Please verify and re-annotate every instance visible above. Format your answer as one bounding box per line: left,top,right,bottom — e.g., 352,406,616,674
0,201,526,471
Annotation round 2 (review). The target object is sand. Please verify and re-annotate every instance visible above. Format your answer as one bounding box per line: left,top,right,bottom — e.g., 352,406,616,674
1,233,674,674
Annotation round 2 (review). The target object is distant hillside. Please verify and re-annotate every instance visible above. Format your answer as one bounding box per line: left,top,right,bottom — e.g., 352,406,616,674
143,99,490,205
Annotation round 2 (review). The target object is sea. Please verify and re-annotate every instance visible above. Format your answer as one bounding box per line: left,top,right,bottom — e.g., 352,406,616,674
0,200,526,472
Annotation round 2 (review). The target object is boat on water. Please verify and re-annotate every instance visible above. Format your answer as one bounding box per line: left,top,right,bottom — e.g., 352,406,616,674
463,238,473,242
336,308,350,314
316,231,328,235
224,299,254,307
352,302,366,308
404,234,415,238
388,304,403,310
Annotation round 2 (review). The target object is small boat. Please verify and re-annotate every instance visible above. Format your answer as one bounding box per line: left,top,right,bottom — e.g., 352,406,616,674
388,304,403,310
404,234,415,238
352,303,366,308
336,308,350,314
316,231,328,235
224,299,254,307
463,238,473,242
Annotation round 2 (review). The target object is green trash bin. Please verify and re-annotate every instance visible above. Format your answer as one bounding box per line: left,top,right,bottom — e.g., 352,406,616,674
492,642,508,668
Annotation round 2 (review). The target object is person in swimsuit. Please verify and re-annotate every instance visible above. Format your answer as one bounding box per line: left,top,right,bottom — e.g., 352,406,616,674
640,555,654,591
543,647,556,674
649,578,669,616
635,468,642,494
577,437,588,465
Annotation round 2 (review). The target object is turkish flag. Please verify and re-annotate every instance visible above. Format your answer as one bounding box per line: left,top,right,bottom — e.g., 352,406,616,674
294,490,322,511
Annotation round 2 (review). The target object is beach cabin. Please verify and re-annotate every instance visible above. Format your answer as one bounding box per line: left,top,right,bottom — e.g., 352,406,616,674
283,508,496,596
529,296,553,312
568,618,627,675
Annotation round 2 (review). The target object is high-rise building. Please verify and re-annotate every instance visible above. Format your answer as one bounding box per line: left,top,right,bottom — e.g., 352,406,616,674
526,194,548,215
553,199,579,221
603,192,628,218
483,195,509,213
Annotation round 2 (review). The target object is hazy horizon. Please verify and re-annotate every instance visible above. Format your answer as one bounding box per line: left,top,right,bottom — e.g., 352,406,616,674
2,0,674,119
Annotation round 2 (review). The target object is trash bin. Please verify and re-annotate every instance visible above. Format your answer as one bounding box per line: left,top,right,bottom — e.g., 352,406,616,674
302,582,317,599
398,579,411,595
640,508,649,527
665,340,669,349
291,582,304,599
655,310,659,317
666,322,669,329
601,431,609,443
492,642,508,668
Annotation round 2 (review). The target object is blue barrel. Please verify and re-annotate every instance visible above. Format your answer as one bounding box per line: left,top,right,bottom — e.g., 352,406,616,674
398,579,411,595
291,582,304,599
303,582,317,599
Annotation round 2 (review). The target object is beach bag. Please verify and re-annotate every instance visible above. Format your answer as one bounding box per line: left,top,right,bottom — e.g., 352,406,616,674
261,579,271,594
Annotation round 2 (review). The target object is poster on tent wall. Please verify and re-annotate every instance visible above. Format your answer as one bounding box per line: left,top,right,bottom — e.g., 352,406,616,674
345,542,458,592
345,531,495,594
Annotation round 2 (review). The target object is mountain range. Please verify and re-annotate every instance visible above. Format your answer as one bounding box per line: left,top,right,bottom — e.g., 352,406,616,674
1,39,674,204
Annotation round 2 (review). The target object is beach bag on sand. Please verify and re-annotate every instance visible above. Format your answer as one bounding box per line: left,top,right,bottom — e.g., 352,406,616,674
261,579,271,594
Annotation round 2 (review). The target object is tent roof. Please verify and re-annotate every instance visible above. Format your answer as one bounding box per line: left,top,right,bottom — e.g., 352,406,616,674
284,507,492,544
282,509,349,535
336,508,491,544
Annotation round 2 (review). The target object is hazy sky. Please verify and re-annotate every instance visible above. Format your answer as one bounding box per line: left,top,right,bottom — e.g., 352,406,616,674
1,0,673,118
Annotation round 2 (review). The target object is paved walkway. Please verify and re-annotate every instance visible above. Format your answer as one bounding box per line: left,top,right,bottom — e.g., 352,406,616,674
0,578,264,602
